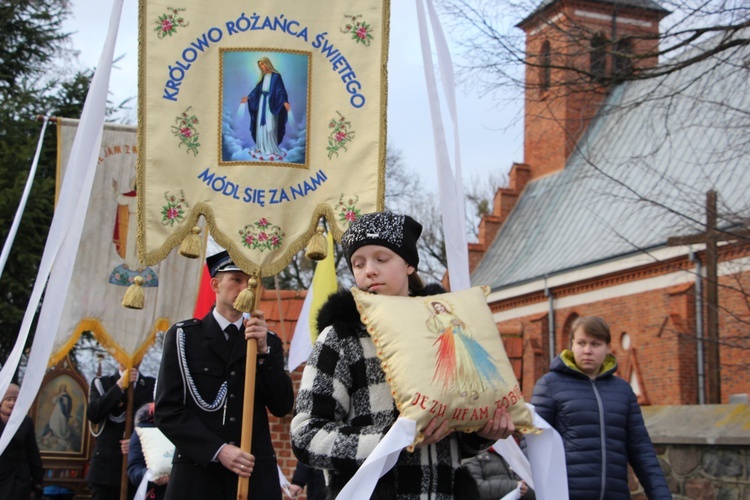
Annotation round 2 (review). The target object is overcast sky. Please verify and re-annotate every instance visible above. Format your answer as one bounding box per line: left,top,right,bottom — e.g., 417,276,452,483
61,0,523,192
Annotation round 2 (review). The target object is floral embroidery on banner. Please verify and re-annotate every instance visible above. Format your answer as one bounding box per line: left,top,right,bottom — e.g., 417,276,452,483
154,7,189,39
171,107,200,156
337,194,361,226
340,14,374,46
239,218,285,252
161,190,189,226
326,111,355,159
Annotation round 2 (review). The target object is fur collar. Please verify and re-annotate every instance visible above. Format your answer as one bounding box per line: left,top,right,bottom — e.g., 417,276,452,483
316,284,446,337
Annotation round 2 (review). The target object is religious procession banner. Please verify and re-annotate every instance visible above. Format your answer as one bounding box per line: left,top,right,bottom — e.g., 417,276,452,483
139,0,389,275
50,119,204,366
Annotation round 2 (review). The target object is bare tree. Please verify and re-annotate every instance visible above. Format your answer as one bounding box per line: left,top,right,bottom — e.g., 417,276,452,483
438,0,749,97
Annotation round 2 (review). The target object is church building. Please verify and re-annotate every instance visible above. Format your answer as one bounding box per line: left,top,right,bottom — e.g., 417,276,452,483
469,0,750,405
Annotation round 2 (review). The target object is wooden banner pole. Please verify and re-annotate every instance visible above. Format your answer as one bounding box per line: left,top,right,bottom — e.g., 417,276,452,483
119,373,135,500
237,277,262,500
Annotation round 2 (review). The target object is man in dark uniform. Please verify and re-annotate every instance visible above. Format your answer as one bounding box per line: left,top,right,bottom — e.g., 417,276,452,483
86,364,155,499
154,251,294,499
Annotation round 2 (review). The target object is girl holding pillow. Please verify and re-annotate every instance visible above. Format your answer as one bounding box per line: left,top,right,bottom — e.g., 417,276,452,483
291,211,514,499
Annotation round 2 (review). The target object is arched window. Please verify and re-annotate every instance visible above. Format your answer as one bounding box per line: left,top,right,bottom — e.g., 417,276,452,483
613,38,633,77
561,313,579,353
590,34,607,81
540,40,551,91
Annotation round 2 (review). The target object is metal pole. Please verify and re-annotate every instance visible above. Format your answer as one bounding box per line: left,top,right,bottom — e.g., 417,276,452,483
545,278,555,364
689,249,706,405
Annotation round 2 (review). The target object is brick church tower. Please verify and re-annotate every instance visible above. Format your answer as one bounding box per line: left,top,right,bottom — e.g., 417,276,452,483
517,0,669,180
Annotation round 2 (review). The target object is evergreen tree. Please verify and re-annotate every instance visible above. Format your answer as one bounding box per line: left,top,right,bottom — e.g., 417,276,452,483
0,0,92,358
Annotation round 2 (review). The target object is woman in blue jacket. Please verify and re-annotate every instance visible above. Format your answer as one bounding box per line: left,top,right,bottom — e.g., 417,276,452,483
530,316,671,499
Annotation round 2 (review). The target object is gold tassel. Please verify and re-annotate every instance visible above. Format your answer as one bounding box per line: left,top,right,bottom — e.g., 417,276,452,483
179,226,203,258
122,276,145,310
233,276,258,312
305,225,327,261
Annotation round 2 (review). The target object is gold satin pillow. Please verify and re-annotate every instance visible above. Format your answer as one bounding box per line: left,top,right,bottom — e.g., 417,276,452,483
352,286,536,446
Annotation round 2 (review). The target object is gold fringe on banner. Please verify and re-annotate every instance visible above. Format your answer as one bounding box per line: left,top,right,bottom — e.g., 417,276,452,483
48,318,169,370
122,276,145,309
179,225,203,258
305,224,327,261
233,276,259,312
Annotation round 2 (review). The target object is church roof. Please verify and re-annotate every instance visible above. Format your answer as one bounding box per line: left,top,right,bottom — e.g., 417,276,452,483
518,0,670,28
471,31,750,291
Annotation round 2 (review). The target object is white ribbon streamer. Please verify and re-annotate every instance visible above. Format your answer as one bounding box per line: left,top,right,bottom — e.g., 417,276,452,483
336,418,416,500
0,0,123,454
493,434,534,490
493,403,569,500
287,284,314,372
524,412,568,500
0,113,52,281
415,0,470,291
278,464,293,498
500,485,522,500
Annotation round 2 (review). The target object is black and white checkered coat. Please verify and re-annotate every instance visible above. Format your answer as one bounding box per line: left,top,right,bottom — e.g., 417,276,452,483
291,286,489,499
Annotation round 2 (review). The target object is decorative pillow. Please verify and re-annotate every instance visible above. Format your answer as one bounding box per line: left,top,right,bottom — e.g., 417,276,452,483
135,426,175,478
352,286,537,446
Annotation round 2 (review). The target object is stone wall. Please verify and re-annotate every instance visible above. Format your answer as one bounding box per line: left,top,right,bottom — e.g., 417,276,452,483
634,404,750,499
629,443,749,499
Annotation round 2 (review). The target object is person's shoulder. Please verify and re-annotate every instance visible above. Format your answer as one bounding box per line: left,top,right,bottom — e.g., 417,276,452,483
174,318,201,329
535,370,560,383
317,289,359,335
267,329,283,345
167,318,202,335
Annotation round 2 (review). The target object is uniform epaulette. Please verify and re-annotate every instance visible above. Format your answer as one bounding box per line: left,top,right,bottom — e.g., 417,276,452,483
175,318,201,328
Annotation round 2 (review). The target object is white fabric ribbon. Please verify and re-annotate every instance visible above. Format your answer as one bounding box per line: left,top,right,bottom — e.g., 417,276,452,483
415,0,471,291
0,113,52,281
278,464,293,498
335,418,416,499
493,403,569,500
0,0,122,454
501,485,522,500
335,404,566,499
134,471,150,500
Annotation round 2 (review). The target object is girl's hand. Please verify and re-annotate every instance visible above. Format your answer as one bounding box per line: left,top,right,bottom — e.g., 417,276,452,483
476,406,515,441
417,417,452,448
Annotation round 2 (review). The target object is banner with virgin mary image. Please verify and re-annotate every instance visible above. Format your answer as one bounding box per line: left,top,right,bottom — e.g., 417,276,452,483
50,119,204,366
139,0,389,275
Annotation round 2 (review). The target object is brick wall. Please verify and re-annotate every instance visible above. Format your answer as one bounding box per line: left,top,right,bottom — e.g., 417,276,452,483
493,257,750,405
270,365,303,497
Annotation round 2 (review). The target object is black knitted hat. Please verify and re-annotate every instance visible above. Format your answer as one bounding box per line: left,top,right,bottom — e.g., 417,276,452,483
341,212,422,269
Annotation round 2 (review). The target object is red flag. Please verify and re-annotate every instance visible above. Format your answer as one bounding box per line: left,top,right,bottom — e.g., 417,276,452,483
193,265,214,318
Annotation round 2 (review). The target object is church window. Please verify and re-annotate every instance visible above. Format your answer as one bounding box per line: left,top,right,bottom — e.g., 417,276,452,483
540,40,551,91
613,38,633,77
590,34,607,81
